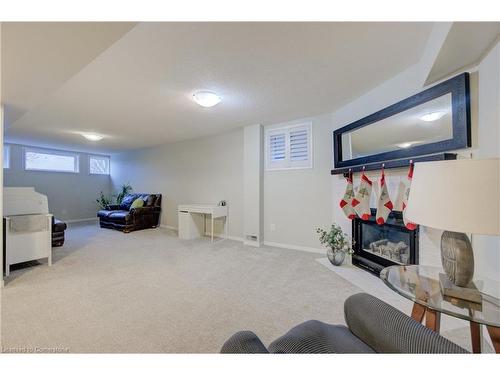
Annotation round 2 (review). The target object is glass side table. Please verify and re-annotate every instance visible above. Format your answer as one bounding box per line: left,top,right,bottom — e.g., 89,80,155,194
380,265,500,353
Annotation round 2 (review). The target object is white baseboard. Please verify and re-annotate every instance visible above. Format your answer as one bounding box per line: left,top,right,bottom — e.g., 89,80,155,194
223,234,245,242
263,241,324,254
160,224,322,253
203,231,244,242
160,225,244,242
223,235,245,242
244,240,263,247
160,224,178,231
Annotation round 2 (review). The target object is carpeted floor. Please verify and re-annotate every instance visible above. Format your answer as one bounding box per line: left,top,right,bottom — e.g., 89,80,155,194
1,222,363,353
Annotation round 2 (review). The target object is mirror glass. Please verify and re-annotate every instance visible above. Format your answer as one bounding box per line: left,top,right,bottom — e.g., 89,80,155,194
341,93,453,161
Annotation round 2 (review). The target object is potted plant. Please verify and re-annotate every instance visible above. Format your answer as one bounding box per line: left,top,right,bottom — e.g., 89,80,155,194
316,224,354,266
115,183,133,204
96,191,112,210
95,183,133,210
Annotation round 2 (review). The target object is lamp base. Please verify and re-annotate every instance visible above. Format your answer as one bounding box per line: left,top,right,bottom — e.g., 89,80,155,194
440,230,474,287
439,273,482,304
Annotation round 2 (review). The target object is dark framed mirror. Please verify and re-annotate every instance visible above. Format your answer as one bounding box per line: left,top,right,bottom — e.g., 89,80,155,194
333,73,471,169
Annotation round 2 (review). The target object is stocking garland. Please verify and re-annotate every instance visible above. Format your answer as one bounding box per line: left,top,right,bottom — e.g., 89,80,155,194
376,167,393,225
339,170,356,220
352,170,372,220
402,162,417,230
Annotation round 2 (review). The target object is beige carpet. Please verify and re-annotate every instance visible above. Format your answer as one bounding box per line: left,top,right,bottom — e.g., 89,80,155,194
1,223,362,353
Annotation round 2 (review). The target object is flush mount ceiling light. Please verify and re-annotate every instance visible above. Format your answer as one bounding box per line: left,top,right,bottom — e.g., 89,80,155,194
398,142,415,149
192,91,221,108
420,111,446,122
82,133,104,141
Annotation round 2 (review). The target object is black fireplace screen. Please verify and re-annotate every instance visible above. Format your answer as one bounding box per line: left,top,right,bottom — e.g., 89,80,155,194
360,222,411,265
352,209,418,275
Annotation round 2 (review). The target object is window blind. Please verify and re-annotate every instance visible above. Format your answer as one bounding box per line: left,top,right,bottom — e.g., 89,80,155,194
269,133,286,162
289,128,309,161
265,123,312,170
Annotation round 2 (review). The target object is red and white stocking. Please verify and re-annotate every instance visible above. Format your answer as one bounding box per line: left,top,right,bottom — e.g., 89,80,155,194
376,168,393,225
339,170,356,220
402,163,417,230
352,172,372,220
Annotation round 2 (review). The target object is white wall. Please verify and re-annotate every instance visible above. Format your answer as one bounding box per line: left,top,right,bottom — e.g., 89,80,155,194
263,114,333,252
471,42,500,288
3,143,112,221
110,128,244,239
243,124,263,245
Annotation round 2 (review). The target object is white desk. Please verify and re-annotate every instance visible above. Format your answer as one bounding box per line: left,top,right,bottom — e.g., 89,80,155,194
178,204,228,242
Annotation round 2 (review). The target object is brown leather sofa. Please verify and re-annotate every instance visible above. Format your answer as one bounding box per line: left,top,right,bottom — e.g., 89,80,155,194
97,193,162,233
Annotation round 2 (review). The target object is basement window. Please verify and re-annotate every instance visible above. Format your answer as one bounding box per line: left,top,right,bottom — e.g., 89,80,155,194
24,147,79,173
265,122,313,171
89,155,110,175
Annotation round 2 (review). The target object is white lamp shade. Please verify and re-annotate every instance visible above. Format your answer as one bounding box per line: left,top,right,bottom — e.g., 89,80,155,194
405,158,500,236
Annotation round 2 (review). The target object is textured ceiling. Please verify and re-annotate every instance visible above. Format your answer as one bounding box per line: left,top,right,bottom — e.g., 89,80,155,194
3,22,435,153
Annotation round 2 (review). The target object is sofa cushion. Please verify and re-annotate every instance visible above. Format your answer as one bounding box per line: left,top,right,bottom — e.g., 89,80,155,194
143,195,155,206
97,210,115,219
119,194,137,211
151,194,161,207
107,211,131,222
130,198,144,209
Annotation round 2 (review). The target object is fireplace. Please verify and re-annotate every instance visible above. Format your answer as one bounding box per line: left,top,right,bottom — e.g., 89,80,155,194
352,208,418,276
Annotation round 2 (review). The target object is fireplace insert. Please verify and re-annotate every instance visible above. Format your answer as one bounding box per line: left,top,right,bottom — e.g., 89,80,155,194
352,208,418,276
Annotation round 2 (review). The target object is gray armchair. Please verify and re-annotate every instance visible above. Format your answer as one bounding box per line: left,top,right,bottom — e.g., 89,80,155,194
221,293,468,354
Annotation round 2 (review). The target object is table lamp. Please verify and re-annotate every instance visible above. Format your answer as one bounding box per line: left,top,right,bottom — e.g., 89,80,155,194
405,158,500,299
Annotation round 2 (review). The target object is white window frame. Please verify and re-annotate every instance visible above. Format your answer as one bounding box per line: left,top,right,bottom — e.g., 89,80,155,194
265,122,313,171
88,154,111,175
3,144,10,169
23,146,80,173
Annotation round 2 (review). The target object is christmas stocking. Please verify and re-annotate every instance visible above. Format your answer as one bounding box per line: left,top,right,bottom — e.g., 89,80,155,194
352,172,372,220
402,163,417,230
339,170,356,220
376,168,393,225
